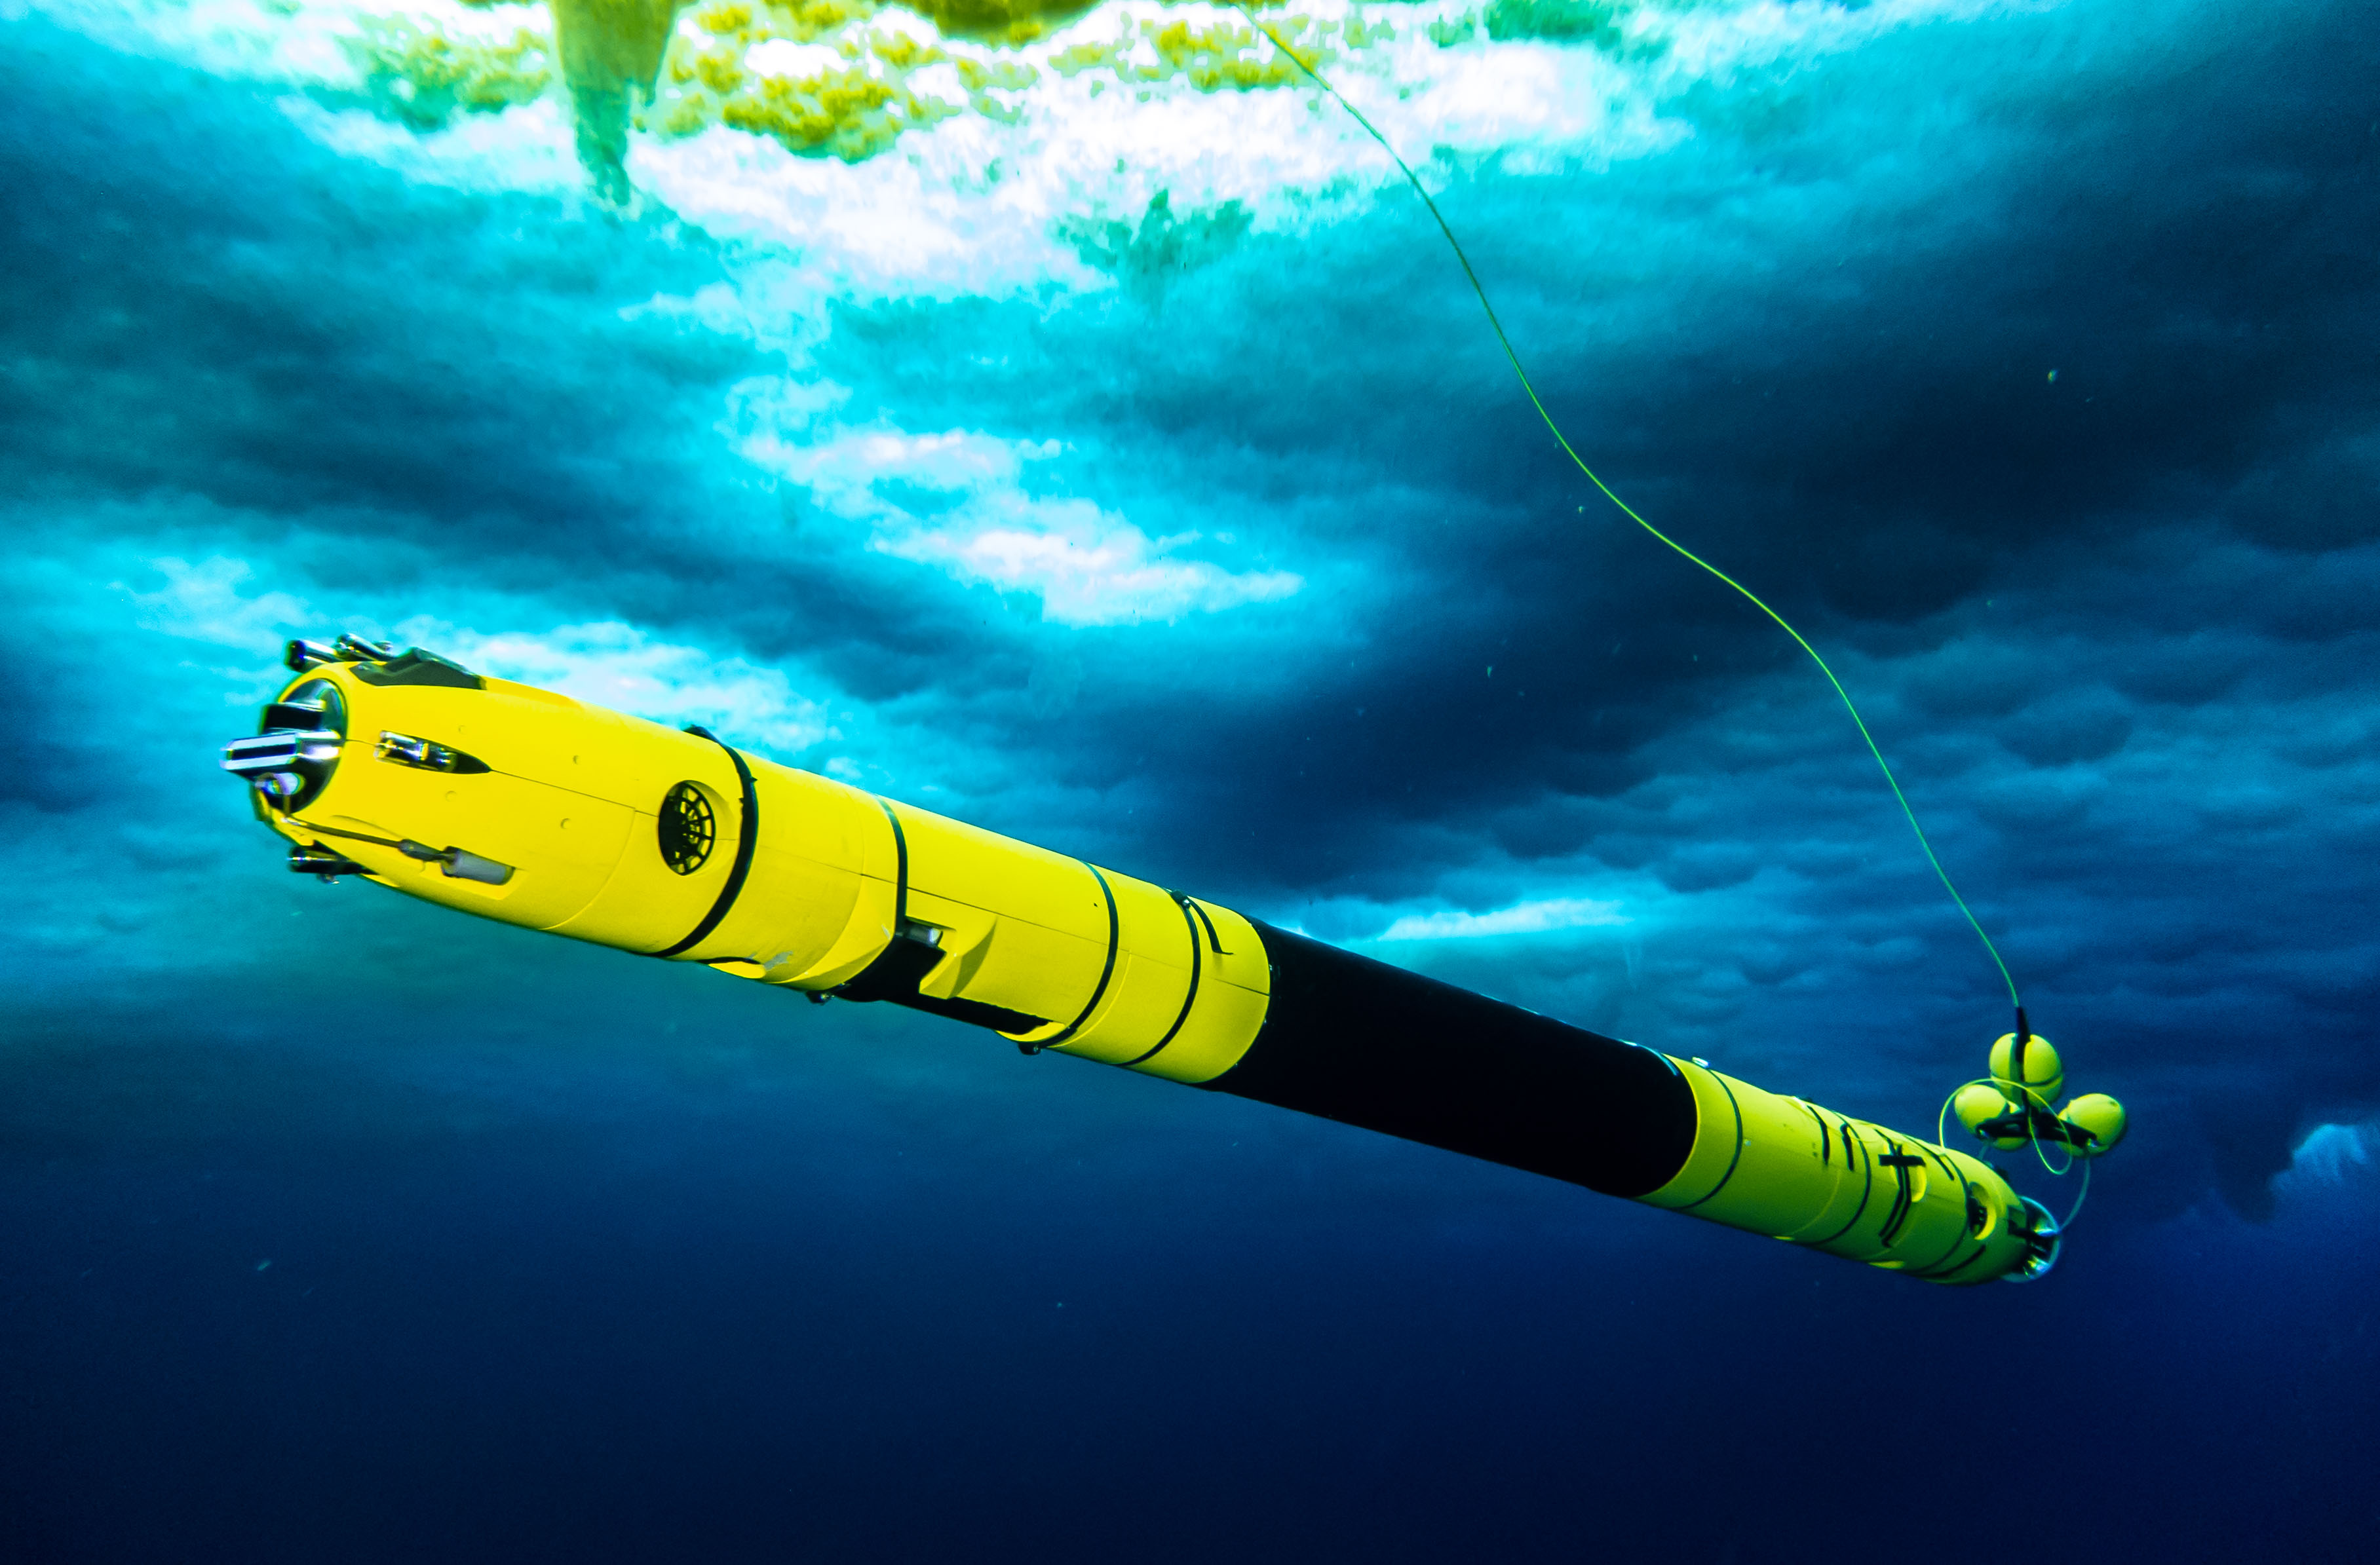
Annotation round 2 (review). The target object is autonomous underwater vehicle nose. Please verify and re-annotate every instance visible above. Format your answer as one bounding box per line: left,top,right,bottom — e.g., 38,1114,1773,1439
225,635,2124,1286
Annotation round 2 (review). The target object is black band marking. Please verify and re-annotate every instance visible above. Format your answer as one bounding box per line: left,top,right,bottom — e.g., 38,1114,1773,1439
1913,1236,1989,1275
1186,898,1227,954
1121,894,1206,1068
833,799,1060,1038
1908,1147,1979,1277
653,727,759,958
1775,1100,1833,1247
1036,864,1121,1049
1875,1142,1926,1249
1674,1067,1746,1213
1801,1099,1832,1168
1807,1118,1875,1249
875,796,910,925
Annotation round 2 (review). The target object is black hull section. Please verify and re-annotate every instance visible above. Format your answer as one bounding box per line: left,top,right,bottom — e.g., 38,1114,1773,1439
1203,923,1699,1199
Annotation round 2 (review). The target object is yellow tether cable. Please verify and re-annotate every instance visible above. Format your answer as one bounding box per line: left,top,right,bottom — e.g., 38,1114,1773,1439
1236,5,2021,1009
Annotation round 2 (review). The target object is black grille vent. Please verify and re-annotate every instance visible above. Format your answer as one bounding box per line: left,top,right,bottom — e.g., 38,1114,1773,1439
659,783,716,875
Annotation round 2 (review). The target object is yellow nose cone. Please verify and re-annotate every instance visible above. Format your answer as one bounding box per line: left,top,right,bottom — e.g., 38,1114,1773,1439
1989,1032,2064,1104
2058,1093,2127,1157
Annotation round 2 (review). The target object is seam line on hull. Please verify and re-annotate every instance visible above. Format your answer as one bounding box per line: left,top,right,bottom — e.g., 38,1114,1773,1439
875,797,911,926
1908,1147,1980,1277
1040,865,1121,1049
1807,1117,1875,1250
1123,894,1207,1068
1674,1067,1746,1213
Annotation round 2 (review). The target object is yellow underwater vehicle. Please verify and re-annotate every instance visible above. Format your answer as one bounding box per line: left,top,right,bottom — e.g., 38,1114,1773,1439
223,635,2123,1285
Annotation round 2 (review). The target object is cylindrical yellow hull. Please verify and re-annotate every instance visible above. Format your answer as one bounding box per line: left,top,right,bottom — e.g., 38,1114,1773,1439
224,643,2047,1284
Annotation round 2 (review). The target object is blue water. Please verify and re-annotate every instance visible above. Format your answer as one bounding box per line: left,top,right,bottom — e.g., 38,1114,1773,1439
4,1,2376,1558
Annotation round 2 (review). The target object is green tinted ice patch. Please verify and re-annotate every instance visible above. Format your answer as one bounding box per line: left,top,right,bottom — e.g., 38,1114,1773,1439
1481,0,1631,47
1055,189,1254,301
1480,0,1680,58
349,19,554,132
325,0,1416,198
1045,14,1359,98
649,1,961,161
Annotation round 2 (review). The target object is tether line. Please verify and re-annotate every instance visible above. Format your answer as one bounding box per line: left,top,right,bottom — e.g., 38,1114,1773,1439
1235,5,2020,1009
